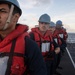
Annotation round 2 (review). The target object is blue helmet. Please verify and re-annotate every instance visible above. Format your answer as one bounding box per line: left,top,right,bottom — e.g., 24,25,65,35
38,14,51,24
56,20,63,26
50,21,56,27
0,0,22,15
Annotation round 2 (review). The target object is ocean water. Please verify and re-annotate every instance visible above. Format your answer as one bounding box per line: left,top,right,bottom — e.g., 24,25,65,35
67,33,75,43
67,33,75,69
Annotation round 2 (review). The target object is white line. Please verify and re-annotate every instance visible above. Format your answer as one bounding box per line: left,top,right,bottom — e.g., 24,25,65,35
66,47,75,69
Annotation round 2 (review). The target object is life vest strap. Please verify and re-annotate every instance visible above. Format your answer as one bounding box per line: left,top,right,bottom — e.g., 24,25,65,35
0,52,24,57
36,40,50,43
5,39,16,75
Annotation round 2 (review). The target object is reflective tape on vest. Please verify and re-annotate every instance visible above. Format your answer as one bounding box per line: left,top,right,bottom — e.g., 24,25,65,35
0,56,9,75
54,38,58,44
59,34,63,38
41,43,50,52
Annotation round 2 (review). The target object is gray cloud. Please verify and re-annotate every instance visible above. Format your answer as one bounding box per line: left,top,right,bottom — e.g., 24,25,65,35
18,0,52,9
32,0,51,6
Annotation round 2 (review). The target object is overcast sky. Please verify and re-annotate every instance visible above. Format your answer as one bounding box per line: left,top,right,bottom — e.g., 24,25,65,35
18,0,75,33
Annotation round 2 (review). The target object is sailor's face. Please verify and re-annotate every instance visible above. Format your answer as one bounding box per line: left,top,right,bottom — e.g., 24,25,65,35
39,22,50,32
49,27,56,32
0,3,10,30
56,24,62,29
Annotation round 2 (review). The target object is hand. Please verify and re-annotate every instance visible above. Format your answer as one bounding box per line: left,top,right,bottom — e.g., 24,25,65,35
55,47,60,54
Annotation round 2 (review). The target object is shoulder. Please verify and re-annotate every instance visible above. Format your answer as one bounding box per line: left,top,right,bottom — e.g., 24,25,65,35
25,37,40,55
25,37,37,47
29,32,34,36
29,32,35,40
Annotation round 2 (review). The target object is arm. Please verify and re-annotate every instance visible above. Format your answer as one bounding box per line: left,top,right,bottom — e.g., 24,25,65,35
60,38,67,49
53,40,60,54
25,37,47,75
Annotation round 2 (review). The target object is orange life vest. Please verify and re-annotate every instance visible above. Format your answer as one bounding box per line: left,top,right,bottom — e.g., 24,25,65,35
53,30,62,46
0,24,29,75
31,28,54,57
56,29,68,41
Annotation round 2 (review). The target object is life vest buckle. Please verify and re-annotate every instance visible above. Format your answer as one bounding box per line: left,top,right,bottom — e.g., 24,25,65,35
0,52,4,57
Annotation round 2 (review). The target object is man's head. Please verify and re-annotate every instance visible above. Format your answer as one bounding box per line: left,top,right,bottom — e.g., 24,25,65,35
0,0,22,30
0,0,22,15
38,14,51,32
56,20,63,29
49,21,56,32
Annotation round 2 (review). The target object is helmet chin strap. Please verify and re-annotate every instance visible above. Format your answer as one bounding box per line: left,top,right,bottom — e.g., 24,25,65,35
3,5,14,30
